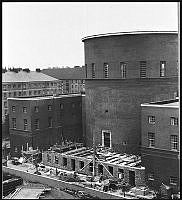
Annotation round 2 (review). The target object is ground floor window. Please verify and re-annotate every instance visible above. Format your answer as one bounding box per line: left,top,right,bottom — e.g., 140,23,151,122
108,166,113,175
118,168,124,179
79,161,84,169
102,130,111,148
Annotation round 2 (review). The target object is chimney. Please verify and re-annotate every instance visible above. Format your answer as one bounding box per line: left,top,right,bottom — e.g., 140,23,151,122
36,68,41,72
23,68,30,73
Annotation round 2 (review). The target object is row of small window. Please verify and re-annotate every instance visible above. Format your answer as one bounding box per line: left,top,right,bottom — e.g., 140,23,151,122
148,133,178,151
148,173,178,185
2,82,58,90
148,116,178,126
12,118,53,130
3,89,58,98
86,61,167,78
10,103,80,113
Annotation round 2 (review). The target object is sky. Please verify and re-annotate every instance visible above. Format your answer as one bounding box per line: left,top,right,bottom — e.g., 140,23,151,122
2,2,178,71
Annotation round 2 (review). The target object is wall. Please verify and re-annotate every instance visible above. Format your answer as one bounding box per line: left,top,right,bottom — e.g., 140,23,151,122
83,33,178,79
42,151,146,187
2,166,125,199
141,105,179,191
9,95,84,157
84,78,178,154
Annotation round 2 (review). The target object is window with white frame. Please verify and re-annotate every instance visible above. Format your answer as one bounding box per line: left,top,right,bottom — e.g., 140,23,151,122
12,106,15,112
170,135,178,151
148,116,155,124
160,61,166,77
170,176,177,185
23,107,27,113
102,130,111,148
48,105,52,111
103,63,109,78
55,155,59,164
148,132,155,147
47,154,51,163
170,117,178,126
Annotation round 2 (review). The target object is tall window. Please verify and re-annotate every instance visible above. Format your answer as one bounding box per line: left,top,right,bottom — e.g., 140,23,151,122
60,104,64,109
12,118,16,129
29,91,32,96
102,130,111,148
103,63,109,78
35,119,39,130
170,117,178,126
12,106,15,112
91,63,96,78
148,132,155,147
160,61,166,77
120,62,126,79
24,119,28,131
170,135,178,151
48,117,53,128
148,116,155,124
14,92,17,97
4,93,7,98
140,61,147,78
23,107,27,113
55,155,59,164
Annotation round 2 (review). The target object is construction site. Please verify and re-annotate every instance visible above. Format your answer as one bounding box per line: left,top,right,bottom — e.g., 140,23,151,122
3,142,158,199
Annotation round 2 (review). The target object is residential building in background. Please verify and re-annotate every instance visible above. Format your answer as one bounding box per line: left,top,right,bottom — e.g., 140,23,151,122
8,94,85,157
41,66,85,94
141,99,179,192
2,69,61,124
82,31,178,155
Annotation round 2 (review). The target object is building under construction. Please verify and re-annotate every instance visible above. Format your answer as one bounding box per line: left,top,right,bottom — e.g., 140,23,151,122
42,143,145,188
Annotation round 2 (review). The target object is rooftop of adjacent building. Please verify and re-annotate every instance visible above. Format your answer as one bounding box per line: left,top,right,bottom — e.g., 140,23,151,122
82,30,178,41
7,93,84,101
141,98,179,108
2,70,59,83
41,66,86,80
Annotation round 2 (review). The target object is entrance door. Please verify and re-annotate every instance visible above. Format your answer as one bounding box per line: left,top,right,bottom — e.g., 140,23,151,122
102,130,111,148
129,171,135,186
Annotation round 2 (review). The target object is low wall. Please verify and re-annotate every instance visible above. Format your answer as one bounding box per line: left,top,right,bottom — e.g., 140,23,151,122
2,166,124,199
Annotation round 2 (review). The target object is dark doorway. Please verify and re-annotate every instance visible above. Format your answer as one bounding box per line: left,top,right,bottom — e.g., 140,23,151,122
129,171,135,186
98,164,103,175
71,159,75,171
102,131,111,148
108,166,113,175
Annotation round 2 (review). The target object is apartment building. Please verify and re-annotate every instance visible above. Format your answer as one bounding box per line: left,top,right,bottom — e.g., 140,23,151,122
41,66,85,94
2,69,61,123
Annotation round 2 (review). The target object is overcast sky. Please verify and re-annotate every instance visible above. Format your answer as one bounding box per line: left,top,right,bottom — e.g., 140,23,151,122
2,2,178,71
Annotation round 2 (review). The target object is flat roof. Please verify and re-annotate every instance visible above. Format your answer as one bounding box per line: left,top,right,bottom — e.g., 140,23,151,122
82,31,178,41
141,99,179,108
7,94,84,101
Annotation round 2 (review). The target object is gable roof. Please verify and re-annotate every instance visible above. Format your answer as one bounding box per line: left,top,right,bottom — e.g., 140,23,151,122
2,71,59,83
41,67,85,80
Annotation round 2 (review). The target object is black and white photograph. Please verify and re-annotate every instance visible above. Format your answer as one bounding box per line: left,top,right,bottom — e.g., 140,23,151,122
2,2,180,199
